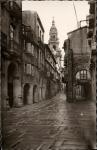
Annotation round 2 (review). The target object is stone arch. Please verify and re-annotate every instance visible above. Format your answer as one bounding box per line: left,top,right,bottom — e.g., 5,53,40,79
74,65,89,78
7,63,18,107
75,69,91,80
33,85,38,103
74,69,91,100
23,83,30,105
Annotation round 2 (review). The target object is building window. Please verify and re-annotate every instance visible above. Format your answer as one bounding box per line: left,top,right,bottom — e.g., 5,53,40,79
80,70,87,79
26,64,32,74
53,35,55,39
37,26,39,37
51,35,55,40
42,35,44,41
24,64,27,73
31,65,34,76
31,44,34,55
53,45,56,50
76,70,89,80
36,49,38,59
27,43,31,53
23,40,26,50
40,30,41,39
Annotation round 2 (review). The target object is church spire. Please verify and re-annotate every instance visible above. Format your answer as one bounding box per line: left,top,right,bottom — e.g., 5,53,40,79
48,18,59,55
52,17,55,26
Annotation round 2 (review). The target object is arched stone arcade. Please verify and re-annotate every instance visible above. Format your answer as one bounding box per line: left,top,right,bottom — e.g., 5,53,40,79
74,69,91,100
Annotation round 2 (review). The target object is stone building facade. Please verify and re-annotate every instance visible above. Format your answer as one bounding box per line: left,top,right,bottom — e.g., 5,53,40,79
45,44,61,99
63,26,91,101
1,2,62,109
87,0,96,101
22,11,46,105
1,0,22,108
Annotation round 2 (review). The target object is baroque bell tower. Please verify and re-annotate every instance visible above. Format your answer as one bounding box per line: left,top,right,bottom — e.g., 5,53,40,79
48,18,62,71
48,18,59,55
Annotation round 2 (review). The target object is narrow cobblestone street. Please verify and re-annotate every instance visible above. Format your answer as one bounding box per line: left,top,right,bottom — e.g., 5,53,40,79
2,93,96,150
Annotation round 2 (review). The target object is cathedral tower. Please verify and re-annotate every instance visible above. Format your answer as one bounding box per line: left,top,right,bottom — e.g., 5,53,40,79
48,18,62,71
48,18,59,55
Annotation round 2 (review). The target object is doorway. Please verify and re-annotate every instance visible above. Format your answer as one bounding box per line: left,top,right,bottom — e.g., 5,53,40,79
7,63,17,107
23,83,30,105
33,85,38,103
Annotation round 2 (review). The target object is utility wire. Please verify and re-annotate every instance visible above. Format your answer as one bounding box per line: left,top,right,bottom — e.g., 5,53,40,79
73,2,79,28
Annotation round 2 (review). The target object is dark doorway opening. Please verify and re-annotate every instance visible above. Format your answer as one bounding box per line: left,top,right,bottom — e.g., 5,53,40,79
23,84,30,105
33,85,37,103
7,63,17,108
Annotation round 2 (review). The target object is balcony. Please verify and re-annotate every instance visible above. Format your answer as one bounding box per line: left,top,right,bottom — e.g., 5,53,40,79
22,25,33,42
22,25,38,44
23,52,36,65
8,39,20,56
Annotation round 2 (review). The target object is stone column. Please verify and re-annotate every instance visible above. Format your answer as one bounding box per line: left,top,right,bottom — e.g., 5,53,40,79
13,77,22,107
1,75,8,108
27,84,33,104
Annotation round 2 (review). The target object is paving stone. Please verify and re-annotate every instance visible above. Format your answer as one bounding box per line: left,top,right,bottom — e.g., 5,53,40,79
2,93,96,149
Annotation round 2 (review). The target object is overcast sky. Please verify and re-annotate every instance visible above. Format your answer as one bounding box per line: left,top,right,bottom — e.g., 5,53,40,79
22,1,89,64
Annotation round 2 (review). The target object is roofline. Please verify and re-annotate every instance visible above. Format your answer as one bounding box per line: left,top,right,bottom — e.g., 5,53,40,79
67,26,87,35
45,44,56,63
37,13,45,32
22,10,45,32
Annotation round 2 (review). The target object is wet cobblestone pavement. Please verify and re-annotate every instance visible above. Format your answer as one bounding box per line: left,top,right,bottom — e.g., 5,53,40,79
2,93,96,150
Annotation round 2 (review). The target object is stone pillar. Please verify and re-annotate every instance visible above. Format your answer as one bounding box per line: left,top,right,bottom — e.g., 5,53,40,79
13,77,22,107
1,75,8,108
39,87,42,101
28,84,33,104
1,60,9,109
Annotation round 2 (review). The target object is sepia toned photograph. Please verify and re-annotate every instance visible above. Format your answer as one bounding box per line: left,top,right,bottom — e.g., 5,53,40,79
0,0,96,149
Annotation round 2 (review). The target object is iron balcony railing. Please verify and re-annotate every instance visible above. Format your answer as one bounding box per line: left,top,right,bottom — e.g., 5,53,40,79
22,25,33,42
22,25,38,44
